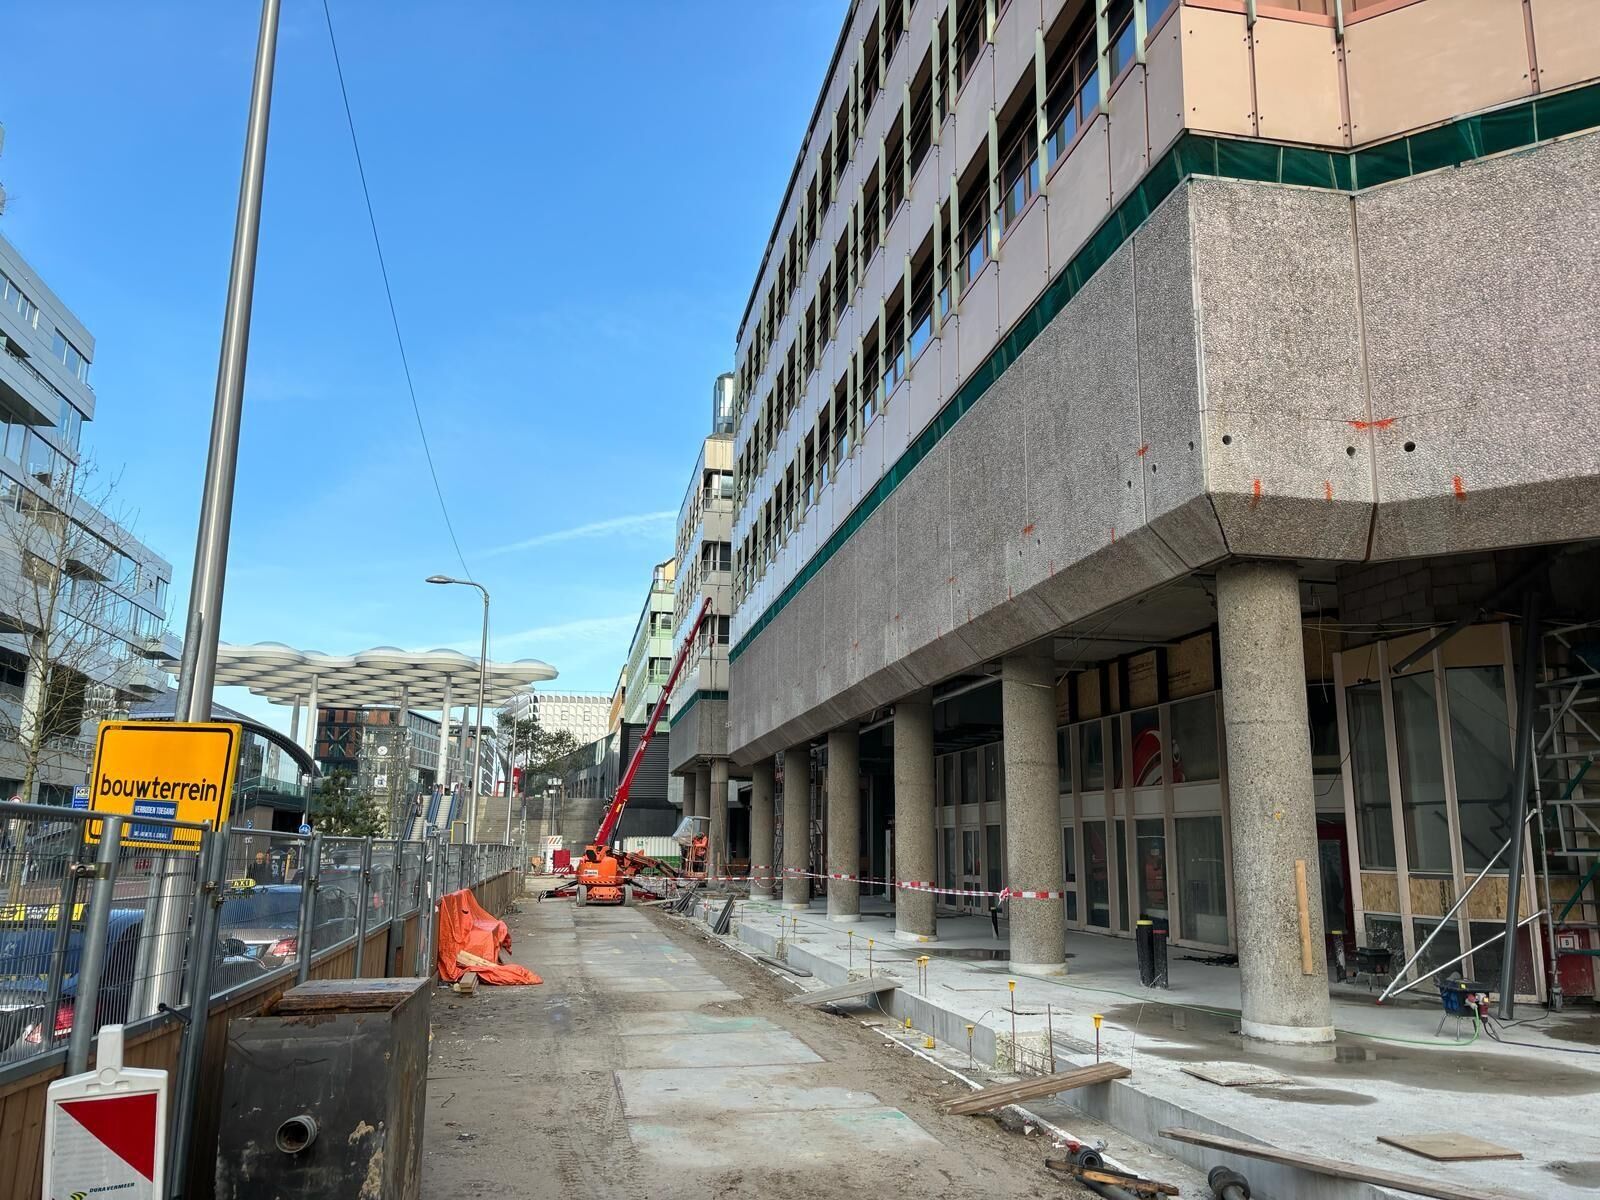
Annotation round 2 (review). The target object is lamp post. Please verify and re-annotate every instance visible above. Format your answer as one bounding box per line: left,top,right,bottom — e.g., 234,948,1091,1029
427,576,489,842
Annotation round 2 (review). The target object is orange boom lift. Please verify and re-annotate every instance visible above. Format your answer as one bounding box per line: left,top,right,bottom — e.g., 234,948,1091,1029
542,598,712,906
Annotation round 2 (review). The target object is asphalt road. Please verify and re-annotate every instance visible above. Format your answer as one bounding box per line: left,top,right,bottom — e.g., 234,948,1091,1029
421,892,1081,1200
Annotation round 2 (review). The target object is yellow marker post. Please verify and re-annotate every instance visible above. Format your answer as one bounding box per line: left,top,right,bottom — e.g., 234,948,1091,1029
847,928,855,970
965,1023,975,1067
1092,1012,1104,1062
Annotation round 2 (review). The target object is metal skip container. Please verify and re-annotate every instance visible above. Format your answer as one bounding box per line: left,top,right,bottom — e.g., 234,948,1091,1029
215,977,431,1200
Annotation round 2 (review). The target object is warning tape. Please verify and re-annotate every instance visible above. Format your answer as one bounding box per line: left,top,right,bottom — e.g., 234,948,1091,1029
665,866,1064,901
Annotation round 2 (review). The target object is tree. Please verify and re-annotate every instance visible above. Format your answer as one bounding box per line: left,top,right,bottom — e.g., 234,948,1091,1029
309,769,386,838
0,458,152,809
497,709,580,794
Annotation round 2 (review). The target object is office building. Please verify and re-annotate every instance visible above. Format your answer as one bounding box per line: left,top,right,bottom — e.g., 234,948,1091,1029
622,557,677,726
519,690,612,747
0,223,173,806
725,0,1600,1040
668,374,739,870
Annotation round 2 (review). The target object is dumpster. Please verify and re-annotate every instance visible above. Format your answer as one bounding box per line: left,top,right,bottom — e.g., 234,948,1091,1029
215,976,430,1200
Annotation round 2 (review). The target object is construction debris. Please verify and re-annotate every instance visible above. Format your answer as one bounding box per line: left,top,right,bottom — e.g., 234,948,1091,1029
1376,1132,1523,1162
452,972,479,996
785,975,900,1008
1159,1128,1532,1200
943,1062,1131,1116
1045,1157,1178,1198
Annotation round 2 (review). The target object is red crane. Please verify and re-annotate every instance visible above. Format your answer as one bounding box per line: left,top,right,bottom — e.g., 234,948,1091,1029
543,597,713,905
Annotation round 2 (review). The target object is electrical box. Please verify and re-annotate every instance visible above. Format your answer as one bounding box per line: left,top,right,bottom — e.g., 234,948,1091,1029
214,977,430,1200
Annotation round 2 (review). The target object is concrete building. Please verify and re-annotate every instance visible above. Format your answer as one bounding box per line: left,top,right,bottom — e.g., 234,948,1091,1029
0,226,174,806
725,0,1600,1041
314,704,441,829
622,557,677,726
522,690,611,746
668,374,739,872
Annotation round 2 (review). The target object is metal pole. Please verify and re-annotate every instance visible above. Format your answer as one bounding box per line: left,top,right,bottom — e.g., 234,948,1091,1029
472,587,489,842
67,816,122,1076
43,856,82,1050
1498,588,1543,1019
352,837,374,978
173,0,282,723
167,825,229,1197
295,833,323,985
437,676,453,813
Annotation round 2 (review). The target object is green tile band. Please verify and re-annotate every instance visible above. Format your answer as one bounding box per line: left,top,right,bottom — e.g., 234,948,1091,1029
670,689,729,725
731,81,1600,664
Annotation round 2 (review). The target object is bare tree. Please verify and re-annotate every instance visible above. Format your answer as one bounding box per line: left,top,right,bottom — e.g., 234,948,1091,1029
0,457,150,811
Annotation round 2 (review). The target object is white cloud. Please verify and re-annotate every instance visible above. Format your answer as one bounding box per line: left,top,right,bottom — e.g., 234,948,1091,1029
480,511,675,559
493,614,638,651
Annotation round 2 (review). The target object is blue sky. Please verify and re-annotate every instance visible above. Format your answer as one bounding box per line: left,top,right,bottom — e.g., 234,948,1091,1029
0,1,840,731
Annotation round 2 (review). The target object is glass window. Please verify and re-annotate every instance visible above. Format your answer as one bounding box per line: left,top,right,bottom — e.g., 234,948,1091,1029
1110,717,1125,789
1467,921,1538,995
985,743,1002,809
1347,682,1396,870
1446,666,1513,871
1364,913,1406,962
986,824,1002,896
1177,816,1228,944
1412,917,1465,982
1062,826,1078,922
1084,820,1109,928
25,431,57,483
961,748,981,806
1135,818,1168,928
1130,708,1162,786
2,419,22,462
1393,672,1452,873
1170,695,1218,783
1056,727,1071,792
939,756,956,807
1080,722,1104,790
1108,0,1137,79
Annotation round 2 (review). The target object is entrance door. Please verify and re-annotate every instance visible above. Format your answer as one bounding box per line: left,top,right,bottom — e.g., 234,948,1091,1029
959,828,984,913
1317,816,1358,966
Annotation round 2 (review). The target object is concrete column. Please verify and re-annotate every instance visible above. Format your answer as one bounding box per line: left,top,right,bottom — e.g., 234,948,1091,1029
1217,561,1333,1043
1002,646,1067,975
782,744,811,909
694,766,710,823
827,723,861,923
750,758,776,898
709,758,730,879
893,693,937,942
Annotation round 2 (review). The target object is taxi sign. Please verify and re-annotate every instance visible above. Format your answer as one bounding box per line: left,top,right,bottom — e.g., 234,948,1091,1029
0,901,88,923
86,721,242,852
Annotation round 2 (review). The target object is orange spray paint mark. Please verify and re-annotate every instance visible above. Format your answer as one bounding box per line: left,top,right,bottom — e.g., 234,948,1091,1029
1022,522,1036,536
1135,444,1150,458
1250,478,1263,507
1325,481,1334,502
1348,417,1396,431
1453,475,1467,501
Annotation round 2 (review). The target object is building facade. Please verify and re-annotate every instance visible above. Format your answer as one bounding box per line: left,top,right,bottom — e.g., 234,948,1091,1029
723,0,1600,1042
668,374,740,869
621,557,677,726
314,705,442,831
0,225,174,806
526,690,611,747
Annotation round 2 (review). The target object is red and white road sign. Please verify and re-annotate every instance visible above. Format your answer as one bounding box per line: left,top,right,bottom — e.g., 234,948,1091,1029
44,1025,167,1200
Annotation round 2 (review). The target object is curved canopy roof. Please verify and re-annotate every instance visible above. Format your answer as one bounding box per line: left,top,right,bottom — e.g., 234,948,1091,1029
160,642,558,708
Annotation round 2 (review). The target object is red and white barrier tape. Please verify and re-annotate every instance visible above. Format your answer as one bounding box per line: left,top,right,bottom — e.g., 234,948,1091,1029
664,865,1063,900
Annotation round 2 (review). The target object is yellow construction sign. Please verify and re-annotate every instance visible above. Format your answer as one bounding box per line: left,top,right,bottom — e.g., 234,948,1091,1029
86,721,242,851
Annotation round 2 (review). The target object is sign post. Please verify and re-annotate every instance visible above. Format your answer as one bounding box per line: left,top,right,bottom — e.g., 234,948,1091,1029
44,1024,167,1200
86,721,242,852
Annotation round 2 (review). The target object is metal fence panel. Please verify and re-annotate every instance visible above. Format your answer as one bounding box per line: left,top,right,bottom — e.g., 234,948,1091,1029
214,827,312,990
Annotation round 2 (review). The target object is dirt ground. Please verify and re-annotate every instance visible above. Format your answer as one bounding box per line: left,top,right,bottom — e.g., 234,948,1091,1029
421,892,1088,1199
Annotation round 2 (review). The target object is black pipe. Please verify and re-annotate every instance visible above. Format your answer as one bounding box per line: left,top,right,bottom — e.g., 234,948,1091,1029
1209,1166,1252,1200
1498,587,1543,1020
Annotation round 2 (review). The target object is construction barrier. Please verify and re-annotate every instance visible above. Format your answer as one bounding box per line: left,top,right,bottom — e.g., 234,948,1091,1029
435,888,541,986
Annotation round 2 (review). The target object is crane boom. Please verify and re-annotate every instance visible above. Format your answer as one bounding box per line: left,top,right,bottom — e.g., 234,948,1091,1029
592,596,713,848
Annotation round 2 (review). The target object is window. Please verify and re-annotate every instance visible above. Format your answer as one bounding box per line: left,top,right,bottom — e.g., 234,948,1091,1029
1084,820,1110,927
953,0,987,91
957,184,989,292
908,63,933,177
1056,727,1072,792
1170,695,1219,783
1045,10,1099,164
2,273,40,328
1062,826,1078,921
884,113,906,213
51,330,90,383
24,430,58,484
59,404,82,455
1108,0,1137,80
1446,667,1513,871
1346,681,1395,869
1176,816,1229,943
1136,818,1168,927
1393,672,1451,873
998,98,1040,234
1079,721,1105,790
908,250,934,360
715,615,730,644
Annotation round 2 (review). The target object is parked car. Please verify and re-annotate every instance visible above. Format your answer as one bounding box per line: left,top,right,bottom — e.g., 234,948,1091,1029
217,882,360,970
0,908,266,1055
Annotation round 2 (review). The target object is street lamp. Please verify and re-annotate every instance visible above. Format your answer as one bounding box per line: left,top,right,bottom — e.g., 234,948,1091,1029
427,575,488,843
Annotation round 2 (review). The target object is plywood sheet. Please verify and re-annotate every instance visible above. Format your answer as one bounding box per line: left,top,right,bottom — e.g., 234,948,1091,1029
1408,875,1456,919
1166,631,1215,699
1182,1062,1295,1087
1377,1132,1523,1162
1360,870,1400,914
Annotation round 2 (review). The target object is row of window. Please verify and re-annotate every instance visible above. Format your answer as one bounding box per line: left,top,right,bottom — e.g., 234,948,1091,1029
0,269,93,387
729,0,1168,609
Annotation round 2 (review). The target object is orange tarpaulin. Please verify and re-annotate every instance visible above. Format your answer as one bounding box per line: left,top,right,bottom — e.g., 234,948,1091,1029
436,887,542,985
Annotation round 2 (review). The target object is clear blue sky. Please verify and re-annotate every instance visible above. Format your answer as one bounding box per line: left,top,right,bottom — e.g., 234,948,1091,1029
0,1,841,732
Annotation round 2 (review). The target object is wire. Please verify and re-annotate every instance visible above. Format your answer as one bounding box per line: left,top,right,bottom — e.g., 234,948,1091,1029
1483,1014,1600,1056
319,0,472,580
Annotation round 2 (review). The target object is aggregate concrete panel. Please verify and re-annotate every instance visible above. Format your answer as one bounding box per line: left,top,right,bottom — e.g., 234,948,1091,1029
890,437,955,665
1354,130,1600,559
852,498,895,690
615,1064,882,1118
950,359,1031,646
617,1030,823,1070
627,1107,937,1171
1188,178,1373,560
616,1012,780,1037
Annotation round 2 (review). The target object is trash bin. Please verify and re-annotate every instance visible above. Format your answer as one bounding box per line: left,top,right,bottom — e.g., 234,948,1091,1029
215,976,431,1200
1136,919,1169,989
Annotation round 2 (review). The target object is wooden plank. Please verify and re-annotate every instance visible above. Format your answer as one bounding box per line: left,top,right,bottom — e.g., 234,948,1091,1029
1159,1128,1532,1200
273,976,427,1014
1377,1133,1523,1162
11,1082,47,1200
785,975,901,1007
943,1062,1131,1115
1045,1158,1179,1197
452,972,480,996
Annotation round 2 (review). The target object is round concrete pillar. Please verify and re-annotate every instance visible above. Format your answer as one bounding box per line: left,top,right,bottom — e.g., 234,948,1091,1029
709,758,730,880
893,693,937,943
749,758,776,898
1217,560,1334,1044
693,766,710,823
782,744,811,910
827,724,861,923
1002,647,1067,975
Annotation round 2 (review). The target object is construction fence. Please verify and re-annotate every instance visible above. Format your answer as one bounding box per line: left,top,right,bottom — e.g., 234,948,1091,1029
0,799,522,1200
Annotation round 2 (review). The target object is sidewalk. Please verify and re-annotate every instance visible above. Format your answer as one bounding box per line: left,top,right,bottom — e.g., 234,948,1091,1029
721,895,1600,1200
